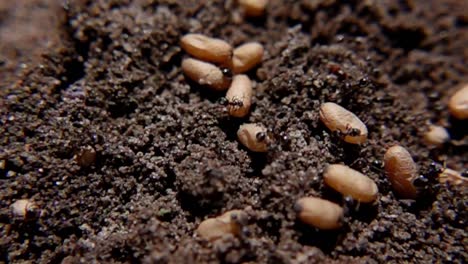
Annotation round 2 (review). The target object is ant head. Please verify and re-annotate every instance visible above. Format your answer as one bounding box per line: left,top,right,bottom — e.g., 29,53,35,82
221,67,233,78
412,174,429,188
256,131,266,142
372,159,383,168
359,76,369,87
343,195,357,216
218,97,228,106
230,98,244,107
429,162,444,175
347,128,361,136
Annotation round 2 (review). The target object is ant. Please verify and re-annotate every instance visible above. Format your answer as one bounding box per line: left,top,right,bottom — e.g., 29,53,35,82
218,96,244,108
229,97,244,108
221,67,233,78
218,97,228,106
335,124,361,139
222,97,245,116
256,131,266,142
359,77,369,88
344,124,361,137
412,174,429,188
343,195,361,215
412,161,444,195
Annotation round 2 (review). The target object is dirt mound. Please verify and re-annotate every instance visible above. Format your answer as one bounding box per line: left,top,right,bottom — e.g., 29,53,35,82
1,0,467,263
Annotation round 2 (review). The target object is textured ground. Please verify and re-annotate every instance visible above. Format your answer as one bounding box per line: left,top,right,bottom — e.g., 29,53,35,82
0,0,467,263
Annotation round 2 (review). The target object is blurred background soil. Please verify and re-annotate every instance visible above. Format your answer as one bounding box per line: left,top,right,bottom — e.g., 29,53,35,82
0,0,63,88
0,0,467,263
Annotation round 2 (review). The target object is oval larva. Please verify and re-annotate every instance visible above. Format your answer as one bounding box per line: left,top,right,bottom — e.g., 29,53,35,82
295,197,344,230
226,75,253,117
232,42,264,74
237,123,269,152
319,102,368,144
196,210,246,241
383,145,418,199
180,33,233,64
448,84,468,120
181,58,230,91
324,164,378,203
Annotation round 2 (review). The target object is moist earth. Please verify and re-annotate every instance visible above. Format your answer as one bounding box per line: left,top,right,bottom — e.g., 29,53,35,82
0,0,467,263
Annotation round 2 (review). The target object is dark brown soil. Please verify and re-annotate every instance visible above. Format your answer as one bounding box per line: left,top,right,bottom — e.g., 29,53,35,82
1,0,467,263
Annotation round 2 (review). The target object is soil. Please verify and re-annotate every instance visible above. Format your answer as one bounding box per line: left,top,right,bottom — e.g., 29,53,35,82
1,0,467,263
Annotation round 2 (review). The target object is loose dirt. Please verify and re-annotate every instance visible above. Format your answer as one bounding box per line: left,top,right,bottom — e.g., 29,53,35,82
1,0,467,263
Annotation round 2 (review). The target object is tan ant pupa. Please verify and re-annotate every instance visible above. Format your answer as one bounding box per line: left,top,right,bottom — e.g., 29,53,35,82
295,197,344,230
226,75,253,117
182,58,230,90
232,42,264,73
319,102,368,144
384,145,418,199
237,123,269,152
180,33,233,64
238,0,268,17
324,164,378,203
448,84,468,119
196,210,247,241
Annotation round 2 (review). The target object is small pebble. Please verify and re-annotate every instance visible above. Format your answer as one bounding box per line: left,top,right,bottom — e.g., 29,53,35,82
76,146,97,167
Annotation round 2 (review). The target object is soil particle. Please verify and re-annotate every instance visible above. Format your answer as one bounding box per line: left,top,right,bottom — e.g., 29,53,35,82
1,0,467,263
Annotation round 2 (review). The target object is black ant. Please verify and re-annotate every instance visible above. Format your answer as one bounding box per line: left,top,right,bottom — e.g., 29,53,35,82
343,195,360,215
358,76,369,88
221,67,233,78
256,131,266,142
344,124,361,137
371,159,384,173
230,211,250,239
229,97,244,108
412,174,429,188
412,161,443,196
218,97,228,106
218,96,244,109
462,170,468,178
335,124,361,139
